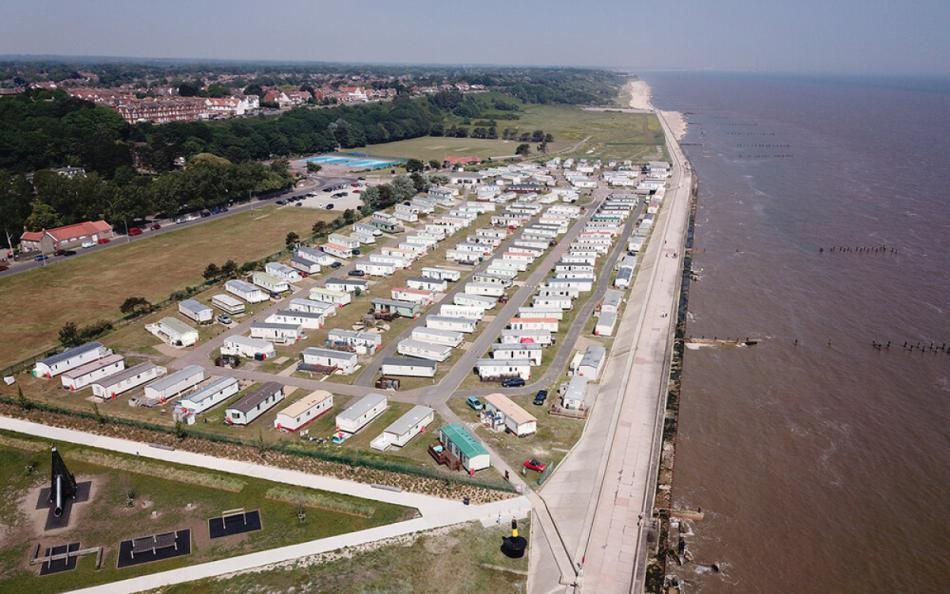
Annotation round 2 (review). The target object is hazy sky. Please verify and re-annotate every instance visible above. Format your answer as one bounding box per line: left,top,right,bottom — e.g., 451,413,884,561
1,0,948,74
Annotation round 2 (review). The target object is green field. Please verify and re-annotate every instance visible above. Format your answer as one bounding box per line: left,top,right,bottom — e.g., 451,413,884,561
160,519,529,594
0,206,333,367
344,136,528,163
0,431,415,594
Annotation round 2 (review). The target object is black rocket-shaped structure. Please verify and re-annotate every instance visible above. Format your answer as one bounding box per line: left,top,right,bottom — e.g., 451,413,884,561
48,447,78,518
501,519,528,558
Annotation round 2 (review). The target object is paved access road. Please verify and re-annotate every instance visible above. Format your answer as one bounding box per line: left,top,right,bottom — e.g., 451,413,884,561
531,110,692,594
0,415,530,594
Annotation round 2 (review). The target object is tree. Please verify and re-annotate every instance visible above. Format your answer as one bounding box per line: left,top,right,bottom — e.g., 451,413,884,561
177,80,202,96
428,159,441,171
24,201,63,231
405,158,424,173
59,322,81,347
203,262,220,281
243,84,263,98
285,231,300,249
410,172,428,193
391,175,416,202
312,220,328,237
306,162,322,173
516,143,531,156
342,210,356,225
120,296,152,316
221,259,238,278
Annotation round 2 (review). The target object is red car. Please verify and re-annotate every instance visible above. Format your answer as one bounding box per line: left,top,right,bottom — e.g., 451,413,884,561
97,238,111,244
151,223,162,230
523,459,547,473
128,227,143,236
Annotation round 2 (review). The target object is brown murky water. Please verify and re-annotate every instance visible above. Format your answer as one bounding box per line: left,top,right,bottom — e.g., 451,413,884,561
648,73,950,592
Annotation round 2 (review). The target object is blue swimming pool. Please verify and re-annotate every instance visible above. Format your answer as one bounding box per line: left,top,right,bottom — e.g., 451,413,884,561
307,155,401,169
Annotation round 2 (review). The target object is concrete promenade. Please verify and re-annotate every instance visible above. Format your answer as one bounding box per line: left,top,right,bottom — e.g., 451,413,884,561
0,415,530,594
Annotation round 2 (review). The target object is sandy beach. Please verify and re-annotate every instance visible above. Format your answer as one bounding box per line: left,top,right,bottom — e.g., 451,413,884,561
624,79,687,141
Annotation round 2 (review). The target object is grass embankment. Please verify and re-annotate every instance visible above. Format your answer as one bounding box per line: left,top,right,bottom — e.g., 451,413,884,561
0,206,333,366
0,431,415,594
160,520,529,594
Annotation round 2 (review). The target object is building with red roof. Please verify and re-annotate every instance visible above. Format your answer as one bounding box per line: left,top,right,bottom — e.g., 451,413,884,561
443,155,481,167
20,220,113,254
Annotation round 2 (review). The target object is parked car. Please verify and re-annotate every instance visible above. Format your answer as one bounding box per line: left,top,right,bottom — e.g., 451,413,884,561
466,396,483,411
330,261,342,269
217,314,232,325
54,250,77,257
533,390,548,406
295,203,303,207
128,227,143,236
97,238,110,244
325,203,334,210
276,200,286,205
350,248,361,256
200,210,211,217
502,377,526,388
81,240,95,248
151,223,162,230
34,254,49,262
523,459,547,473
348,269,365,277
0,264,9,272
323,187,333,192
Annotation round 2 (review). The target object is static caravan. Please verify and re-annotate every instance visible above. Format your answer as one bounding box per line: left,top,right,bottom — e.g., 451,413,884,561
562,375,592,410
426,315,477,334
274,390,334,432
336,393,388,434
574,344,607,379
143,365,205,404
421,266,462,282
454,293,497,311
484,265,519,280
397,338,452,362
599,289,624,315
250,321,302,344
371,212,402,233
555,270,598,282
327,329,382,355
225,279,268,303
325,278,368,294
548,276,594,292
627,236,645,254
147,317,199,347
412,327,464,348
354,222,382,237
594,312,618,337
212,293,246,315
422,226,448,240
495,257,529,272
380,356,437,378
561,253,598,266
328,233,360,250
439,304,484,320
499,328,554,346
491,343,543,365
220,335,276,360
267,309,324,330
300,347,358,375
289,297,335,317
176,376,240,419
60,354,125,391
555,263,596,275
406,276,448,293
483,393,537,437
371,405,435,451
509,317,559,332
391,287,434,305
33,342,112,378
464,282,506,298
252,271,289,294
178,299,213,324
476,359,532,381
309,286,352,307
615,267,633,289
322,242,352,259
518,306,565,320
370,253,412,269
225,382,284,426
355,260,395,277
446,249,483,265
351,231,376,245
538,285,581,299
91,362,166,400
265,261,303,283
290,255,321,275
393,203,419,222
372,298,421,319
514,238,550,251
438,424,490,473
472,272,512,287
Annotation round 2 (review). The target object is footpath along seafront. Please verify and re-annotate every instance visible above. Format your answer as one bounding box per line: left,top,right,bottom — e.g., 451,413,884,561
527,84,694,593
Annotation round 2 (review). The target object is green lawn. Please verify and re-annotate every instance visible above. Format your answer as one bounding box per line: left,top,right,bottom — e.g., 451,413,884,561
160,519,529,594
344,136,527,162
0,430,416,594
0,206,334,367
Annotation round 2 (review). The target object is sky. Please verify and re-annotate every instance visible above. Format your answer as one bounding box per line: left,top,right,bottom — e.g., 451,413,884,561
1,0,948,75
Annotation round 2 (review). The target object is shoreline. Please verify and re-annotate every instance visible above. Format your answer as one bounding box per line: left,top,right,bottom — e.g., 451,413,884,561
623,78,688,142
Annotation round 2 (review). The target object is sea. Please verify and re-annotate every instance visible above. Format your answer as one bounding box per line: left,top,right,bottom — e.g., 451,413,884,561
644,72,950,593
